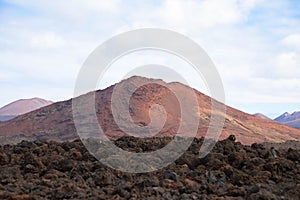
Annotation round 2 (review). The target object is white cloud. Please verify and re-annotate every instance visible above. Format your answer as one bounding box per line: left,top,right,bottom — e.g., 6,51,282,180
30,32,66,49
129,0,258,31
282,34,300,49
269,52,300,78
6,0,120,19
0,70,18,81
240,0,263,10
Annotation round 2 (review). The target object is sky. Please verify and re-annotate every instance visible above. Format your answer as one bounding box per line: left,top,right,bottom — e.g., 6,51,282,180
0,0,300,118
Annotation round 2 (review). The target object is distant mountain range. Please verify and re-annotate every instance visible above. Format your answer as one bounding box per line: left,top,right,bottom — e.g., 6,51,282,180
253,111,300,130
274,111,300,129
1,76,300,145
0,98,53,121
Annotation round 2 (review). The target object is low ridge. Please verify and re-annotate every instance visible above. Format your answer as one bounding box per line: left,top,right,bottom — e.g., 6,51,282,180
0,98,53,121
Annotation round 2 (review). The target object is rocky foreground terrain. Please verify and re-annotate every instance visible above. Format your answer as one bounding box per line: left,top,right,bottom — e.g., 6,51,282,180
0,136,300,199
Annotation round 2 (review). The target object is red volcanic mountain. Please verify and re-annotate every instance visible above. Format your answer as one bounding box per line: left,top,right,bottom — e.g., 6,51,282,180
0,76,300,145
0,98,53,121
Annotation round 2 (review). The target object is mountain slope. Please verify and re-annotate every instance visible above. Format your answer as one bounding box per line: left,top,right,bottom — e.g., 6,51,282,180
0,98,53,121
274,111,300,129
285,119,300,129
0,76,300,145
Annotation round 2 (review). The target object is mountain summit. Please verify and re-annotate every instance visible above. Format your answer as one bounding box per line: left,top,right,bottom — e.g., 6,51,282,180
0,77,300,145
253,113,271,120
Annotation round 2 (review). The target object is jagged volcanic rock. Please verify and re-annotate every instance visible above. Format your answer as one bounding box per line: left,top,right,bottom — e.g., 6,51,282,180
0,136,299,199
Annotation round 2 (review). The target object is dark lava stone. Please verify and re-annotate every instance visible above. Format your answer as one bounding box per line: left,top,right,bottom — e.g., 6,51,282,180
286,148,300,161
163,171,178,182
0,136,300,199
56,159,75,172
